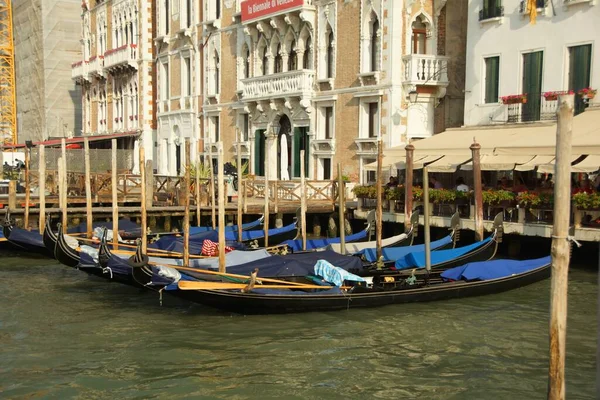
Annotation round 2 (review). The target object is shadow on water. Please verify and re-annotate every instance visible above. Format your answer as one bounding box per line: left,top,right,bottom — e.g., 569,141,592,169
0,253,597,399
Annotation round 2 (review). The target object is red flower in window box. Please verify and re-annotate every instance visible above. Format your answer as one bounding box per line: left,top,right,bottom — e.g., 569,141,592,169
501,94,527,105
129,116,133,121
578,87,597,99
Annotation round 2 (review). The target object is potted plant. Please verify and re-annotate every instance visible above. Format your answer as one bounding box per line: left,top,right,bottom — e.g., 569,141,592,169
572,192,600,210
501,94,528,105
543,90,573,101
516,191,541,209
577,87,597,100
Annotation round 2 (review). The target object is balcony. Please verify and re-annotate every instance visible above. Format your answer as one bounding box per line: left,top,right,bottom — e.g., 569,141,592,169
240,69,315,102
104,44,138,73
354,137,379,156
519,0,547,13
479,5,504,21
71,60,89,81
88,55,105,78
506,92,587,123
402,54,449,91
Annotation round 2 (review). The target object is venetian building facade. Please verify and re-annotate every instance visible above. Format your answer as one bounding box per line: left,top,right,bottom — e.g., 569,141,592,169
155,0,203,175
72,0,155,171
197,0,463,183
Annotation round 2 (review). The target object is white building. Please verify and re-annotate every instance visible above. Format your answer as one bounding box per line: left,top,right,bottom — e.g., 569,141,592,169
464,0,600,127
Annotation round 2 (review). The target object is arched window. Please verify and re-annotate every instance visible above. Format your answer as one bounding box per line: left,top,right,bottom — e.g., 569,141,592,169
262,46,268,75
326,29,334,78
243,45,250,78
370,16,379,72
214,50,220,94
288,40,297,71
303,36,312,69
412,16,427,54
274,43,283,73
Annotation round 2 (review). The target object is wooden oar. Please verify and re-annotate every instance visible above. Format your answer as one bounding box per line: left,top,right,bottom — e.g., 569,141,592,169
178,281,341,291
149,262,310,287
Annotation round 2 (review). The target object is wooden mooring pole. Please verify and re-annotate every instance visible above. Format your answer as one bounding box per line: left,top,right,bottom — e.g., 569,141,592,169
183,139,190,267
404,144,414,233
195,140,201,226
548,94,574,400
139,145,147,254
24,145,30,229
237,129,243,243
423,166,431,273
84,138,93,238
471,141,484,241
38,144,45,233
300,150,307,251
376,138,383,260
337,163,346,255
264,140,270,248
208,141,216,230
217,143,226,273
61,138,67,233
111,139,118,249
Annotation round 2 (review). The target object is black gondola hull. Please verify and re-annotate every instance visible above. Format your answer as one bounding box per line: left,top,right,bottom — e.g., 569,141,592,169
173,263,550,314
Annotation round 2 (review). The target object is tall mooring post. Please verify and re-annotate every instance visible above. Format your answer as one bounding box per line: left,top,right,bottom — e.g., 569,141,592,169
548,94,574,400
404,144,414,232
470,141,484,241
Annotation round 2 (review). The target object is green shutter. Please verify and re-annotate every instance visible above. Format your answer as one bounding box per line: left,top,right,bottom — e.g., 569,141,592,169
485,56,499,103
569,44,592,115
293,128,301,178
522,51,543,121
254,130,265,176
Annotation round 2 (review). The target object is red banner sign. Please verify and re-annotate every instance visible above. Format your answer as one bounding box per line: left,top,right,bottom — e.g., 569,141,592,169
241,0,304,22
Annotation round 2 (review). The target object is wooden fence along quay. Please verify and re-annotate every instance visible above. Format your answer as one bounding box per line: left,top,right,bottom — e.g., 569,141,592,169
0,138,340,229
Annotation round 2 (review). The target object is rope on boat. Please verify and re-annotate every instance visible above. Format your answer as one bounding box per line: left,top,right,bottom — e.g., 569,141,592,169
159,288,164,306
102,267,113,279
551,235,582,248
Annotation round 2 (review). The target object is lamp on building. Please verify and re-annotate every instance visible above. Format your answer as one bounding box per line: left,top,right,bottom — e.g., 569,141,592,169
272,124,280,136
392,109,402,126
408,89,418,104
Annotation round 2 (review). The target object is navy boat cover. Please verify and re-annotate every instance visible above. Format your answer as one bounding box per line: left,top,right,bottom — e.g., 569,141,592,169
224,250,363,278
6,227,44,248
441,256,551,281
360,234,453,263
68,219,140,234
283,229,368,252
189,217,262,235
395,236,494,270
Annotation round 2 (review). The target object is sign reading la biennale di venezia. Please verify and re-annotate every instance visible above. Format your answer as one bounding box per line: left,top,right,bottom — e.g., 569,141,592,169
242,0,304,21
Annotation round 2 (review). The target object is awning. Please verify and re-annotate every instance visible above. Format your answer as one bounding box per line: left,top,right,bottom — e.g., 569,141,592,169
371,107,600,173
3,131,139,149
572,155,600,173
461,155,536,171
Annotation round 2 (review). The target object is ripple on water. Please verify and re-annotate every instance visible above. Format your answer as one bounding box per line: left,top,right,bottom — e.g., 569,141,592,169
0,258,596,399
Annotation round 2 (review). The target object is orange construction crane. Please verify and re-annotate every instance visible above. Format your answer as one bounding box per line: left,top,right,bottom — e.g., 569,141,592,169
0,0,16,145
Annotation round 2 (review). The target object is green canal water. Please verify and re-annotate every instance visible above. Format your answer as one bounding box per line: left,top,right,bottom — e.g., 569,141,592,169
0,254,596,399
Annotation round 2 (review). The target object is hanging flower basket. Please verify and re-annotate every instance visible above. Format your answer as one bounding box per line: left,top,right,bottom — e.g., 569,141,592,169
543,90,572,101
578,87,597,99
501,94,528,105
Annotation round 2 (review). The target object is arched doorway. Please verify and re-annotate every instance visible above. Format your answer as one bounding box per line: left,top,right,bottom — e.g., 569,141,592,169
277,115,292,180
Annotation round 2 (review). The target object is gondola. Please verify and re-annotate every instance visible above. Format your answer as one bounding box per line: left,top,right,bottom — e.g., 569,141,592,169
2,209,51,256
189,215,264,235
54,224,82,268
326,211,422,255
171,256,552,314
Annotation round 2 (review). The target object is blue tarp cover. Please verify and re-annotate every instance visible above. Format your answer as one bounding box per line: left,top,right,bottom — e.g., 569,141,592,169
283,229,368,252
441,256,551,281
225,250,364,278
148,223,296,254
360,234,453,263
6,228,44,248
314,259,366,287
68,219,140,234
189,218,262,235
396,236,494,270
